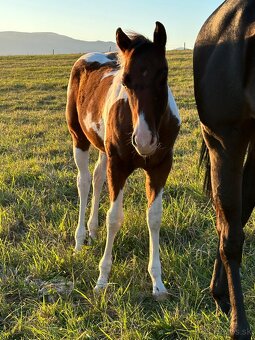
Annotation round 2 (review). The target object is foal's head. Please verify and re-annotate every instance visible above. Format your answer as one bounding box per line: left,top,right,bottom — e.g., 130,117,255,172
116,22,168,157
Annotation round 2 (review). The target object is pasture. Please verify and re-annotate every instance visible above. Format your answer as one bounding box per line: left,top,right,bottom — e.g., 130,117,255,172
0,51,254,339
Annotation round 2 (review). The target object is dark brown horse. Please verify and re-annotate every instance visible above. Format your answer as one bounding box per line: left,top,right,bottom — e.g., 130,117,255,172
194,0,255,338
66,22,180,299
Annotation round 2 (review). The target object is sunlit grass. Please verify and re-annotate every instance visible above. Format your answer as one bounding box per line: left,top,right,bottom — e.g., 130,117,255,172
0,51,254,339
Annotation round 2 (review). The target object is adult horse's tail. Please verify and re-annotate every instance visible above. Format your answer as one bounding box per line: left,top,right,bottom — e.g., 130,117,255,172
199,140,211,196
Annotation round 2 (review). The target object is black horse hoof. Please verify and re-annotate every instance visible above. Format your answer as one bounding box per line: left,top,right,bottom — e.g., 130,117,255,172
230,328,251,340
214,295,231,315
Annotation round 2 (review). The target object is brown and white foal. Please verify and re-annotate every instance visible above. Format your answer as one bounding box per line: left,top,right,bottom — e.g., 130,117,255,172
66,22,180,299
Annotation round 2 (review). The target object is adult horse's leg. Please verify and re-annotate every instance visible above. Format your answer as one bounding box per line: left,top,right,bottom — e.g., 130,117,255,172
94,157,130,291
145,156,172,300
73,146,91,251
87,151,107,241
242,141,255,226
202,125,251,339
210,246,230,314
209,140,255,316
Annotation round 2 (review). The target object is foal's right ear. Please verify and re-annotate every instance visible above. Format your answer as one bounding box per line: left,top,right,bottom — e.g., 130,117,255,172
116,28,132,52
153,21,167,49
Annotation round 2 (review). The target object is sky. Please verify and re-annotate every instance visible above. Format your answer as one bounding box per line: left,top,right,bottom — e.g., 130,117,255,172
0,0,224,49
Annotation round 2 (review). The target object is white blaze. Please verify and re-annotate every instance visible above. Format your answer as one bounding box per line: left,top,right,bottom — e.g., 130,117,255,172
134,113,152,148
133,113,157,156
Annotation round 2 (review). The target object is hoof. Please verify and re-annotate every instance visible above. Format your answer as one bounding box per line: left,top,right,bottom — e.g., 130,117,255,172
87,222,98,242
94,283,107,294
230,331,251,340
153,289,169,302
230,325,251,340
215,296,231,315
74,236,85,252
74,244,83,253
88,235,96,246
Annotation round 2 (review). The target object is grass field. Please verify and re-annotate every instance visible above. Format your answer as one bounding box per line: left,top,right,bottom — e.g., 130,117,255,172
0,51,254,339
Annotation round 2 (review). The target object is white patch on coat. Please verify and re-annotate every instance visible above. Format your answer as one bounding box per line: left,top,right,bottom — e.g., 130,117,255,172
84,112,105,140
80,69,128,145
82,52,113,65
101,70,118,81
168,86,181,125
102,70,128,129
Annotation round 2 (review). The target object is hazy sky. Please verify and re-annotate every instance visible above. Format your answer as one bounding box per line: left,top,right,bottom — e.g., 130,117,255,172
0,0,224,49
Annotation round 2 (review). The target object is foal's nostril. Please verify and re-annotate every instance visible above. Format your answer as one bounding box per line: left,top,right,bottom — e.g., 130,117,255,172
150,135,157,146
132,134,137,147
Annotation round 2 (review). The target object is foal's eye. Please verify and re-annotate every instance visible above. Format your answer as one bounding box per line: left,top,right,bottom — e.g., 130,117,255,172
141,69,148,77
122,74,132,88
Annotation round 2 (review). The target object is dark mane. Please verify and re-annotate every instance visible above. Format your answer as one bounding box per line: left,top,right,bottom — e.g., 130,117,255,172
117,32,153,66
126,32,152,50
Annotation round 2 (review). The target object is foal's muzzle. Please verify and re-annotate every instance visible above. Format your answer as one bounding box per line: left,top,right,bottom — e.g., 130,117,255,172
132,132,158,157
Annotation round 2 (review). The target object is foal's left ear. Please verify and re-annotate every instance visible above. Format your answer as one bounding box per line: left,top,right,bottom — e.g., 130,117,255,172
116,27,132,52
153,21,167,49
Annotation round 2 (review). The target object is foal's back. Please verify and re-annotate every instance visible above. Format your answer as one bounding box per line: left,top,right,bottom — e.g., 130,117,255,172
66,52,120,152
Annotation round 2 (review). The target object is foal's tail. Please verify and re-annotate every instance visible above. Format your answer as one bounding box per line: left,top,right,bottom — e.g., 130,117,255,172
199,140,212,196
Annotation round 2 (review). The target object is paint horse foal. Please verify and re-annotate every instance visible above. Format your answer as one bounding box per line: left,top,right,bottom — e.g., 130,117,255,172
194,0,255,338
66,22,180,299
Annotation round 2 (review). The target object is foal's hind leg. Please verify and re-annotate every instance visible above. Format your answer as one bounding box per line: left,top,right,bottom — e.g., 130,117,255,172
87,151,107,241
66,85,91,250
202,125,251,339
73,146,91,251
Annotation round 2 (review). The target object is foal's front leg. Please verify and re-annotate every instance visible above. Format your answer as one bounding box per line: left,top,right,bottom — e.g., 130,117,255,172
147,189,168,300
145,160,172,300
94,157,129,291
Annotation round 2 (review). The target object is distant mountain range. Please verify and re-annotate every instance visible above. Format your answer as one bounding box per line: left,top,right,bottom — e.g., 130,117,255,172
0,31,117,56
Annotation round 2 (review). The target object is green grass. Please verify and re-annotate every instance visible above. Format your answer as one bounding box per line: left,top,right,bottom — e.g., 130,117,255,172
0,51,254,339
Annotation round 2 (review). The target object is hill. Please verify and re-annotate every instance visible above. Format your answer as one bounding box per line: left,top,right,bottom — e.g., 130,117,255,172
0,31,117,55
